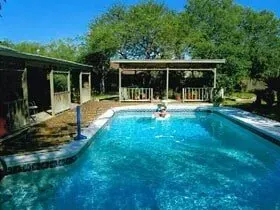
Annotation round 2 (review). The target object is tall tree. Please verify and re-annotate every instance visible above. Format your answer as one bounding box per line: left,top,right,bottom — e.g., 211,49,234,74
80,50,111,93
242,9,280,105
184,0,251,91
242,9,280,80
87,0,178,59
46,38,82,61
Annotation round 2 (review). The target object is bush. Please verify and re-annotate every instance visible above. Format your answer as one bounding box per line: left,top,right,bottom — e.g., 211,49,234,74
263,89,275,107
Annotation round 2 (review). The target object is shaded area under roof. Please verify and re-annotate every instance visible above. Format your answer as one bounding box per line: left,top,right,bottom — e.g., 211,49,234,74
0,45,93,71
111,59,226,70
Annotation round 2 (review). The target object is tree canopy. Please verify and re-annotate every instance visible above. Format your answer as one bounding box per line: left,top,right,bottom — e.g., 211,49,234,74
84,0,280,93
0,38,82,62
86,1,178,59
1,0,280,96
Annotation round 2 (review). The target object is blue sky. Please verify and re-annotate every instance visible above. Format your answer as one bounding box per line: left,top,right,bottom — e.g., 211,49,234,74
0,0,279,43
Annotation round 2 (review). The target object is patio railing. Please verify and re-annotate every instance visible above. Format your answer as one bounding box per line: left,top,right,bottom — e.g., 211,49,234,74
120,88,153,102
182,88,213,102
53,91,71,114
80,88,91,104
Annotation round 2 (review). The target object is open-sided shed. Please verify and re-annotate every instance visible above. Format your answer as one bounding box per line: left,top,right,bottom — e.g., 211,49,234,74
111,59,226,102
0,46,93,138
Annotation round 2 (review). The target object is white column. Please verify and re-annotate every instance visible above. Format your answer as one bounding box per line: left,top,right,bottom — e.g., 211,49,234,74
119,68,122,102
79,72,82,104
166,68,169,100
213,68,217,88
49,70,55,116
67,71,71,107
88,73,91,100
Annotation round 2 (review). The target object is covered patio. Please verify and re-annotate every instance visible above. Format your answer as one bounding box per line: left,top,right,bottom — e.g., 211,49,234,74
0,46,93,138
111,59,226,102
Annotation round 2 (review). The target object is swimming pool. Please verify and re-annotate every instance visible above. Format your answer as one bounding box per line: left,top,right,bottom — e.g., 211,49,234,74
1,111,280,209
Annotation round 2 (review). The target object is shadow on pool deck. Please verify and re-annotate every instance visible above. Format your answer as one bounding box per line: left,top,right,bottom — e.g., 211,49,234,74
0,101,138,156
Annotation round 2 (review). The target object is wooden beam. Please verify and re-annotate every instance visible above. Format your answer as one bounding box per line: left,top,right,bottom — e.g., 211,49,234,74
49,70,55,116
166,67,169,100
213,68,217,88
67,71,71,107
22,67,30,121
79,72,82,104
118,68,215,71
88,72,92,100
119,68,122,102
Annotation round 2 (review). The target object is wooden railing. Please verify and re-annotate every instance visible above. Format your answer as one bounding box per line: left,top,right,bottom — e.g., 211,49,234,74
80,88,91,104
182,88,213,102
53,91,71,114
3,99,29,132
120,88,153,101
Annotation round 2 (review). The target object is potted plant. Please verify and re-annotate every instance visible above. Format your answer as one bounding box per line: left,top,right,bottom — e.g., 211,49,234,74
213,95,224,107
175,93,181,101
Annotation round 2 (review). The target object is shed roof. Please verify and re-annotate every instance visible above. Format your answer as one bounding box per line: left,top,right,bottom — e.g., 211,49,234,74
0,45,92,71
111,59,226,70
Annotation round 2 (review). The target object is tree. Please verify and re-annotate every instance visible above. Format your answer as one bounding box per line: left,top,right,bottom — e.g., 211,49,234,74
242,9,280,79
87,4,127,58
241,9,280,105
85,0,182,92
45,38,82,62
87,0,178,59
12,41,47,55
0,38,82,62
80,50,111,93
184,0,251,92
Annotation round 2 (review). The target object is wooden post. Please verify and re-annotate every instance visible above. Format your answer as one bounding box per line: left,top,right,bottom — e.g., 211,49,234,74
79,72,82,104
22,67,30,123
182,88,185,103
49,70,55,116
213,68,217,88
166,68,169,100
67,71,71,107
119,68,122,102
88,72,91,100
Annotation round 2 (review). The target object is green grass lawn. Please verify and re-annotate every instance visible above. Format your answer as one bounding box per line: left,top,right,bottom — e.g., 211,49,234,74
229,92,256,99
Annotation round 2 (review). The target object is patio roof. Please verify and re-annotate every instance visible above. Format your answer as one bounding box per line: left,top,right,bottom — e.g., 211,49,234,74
111,59,226,70
0,45,93,71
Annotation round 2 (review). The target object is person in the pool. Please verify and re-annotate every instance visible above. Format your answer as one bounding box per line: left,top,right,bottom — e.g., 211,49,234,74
154,104,169,118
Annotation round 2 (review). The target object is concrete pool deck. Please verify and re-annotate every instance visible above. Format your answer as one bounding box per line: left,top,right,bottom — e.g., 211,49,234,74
1,104,280,178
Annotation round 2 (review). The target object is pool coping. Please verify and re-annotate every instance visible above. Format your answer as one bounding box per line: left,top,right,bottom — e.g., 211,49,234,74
1,104,280,179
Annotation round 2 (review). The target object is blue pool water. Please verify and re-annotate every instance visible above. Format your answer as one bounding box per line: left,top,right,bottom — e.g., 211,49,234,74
1,111,280,209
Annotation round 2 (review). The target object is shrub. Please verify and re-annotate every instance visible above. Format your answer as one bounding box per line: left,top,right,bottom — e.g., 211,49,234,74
263,89,275,107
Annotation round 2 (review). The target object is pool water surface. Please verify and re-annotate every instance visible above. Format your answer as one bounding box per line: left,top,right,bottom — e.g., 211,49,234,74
1,111,280,209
